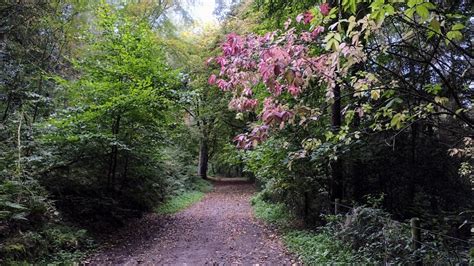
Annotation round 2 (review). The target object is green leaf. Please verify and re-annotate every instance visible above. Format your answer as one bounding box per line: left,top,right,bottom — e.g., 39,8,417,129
407,0,419,8
446,30,463,42
434,96,449,105
423,2,436,9
424,84,442,95
370,89,381,100
12,212,28,221
416,5,429,20
0,211,11,218
405,8,416,18
4,201,27,210
343,0,357,14
370,0,384,10
384,5,395,15
455,108,465,115
452,23,465,31
429,19,441,34
390,113,405,129
347,16,357,34
385,97,403,108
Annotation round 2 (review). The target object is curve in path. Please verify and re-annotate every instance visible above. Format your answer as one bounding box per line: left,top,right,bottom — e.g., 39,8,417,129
86,181,296,265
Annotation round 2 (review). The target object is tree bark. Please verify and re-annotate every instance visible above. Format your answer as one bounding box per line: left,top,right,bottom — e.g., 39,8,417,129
198,136,209,179
2,94,11,122
330,84,344,201
107,114,120,190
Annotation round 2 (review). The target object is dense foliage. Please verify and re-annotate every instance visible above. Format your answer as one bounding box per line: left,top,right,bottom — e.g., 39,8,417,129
211,0,472,263
213,0,472,221
0,0,472,263
0,1,221,263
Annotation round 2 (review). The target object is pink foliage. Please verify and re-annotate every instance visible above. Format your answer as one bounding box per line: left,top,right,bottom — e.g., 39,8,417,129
295,11,314,24
320,3,331,16
207,7,366,148
261,98,293,127
208,29,327,148
303,11,314,24
234,125,270,149
229,97,258,112
208,74,217,85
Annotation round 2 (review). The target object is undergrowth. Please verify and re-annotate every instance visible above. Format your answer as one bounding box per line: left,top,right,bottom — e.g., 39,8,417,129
250,193,294,228
251,193,356,264
155,178,212,215
1,224,95,265
251,192,470,264
283,230,355,264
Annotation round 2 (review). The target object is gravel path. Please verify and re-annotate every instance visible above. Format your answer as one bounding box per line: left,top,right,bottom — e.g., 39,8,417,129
85,181,297,265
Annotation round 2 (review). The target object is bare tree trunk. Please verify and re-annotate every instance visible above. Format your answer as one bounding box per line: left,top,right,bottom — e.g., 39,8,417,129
120,151,129,190
2,94,11,122
328,0,344,202
198,137,209,179
107,114,120,190
330,84,343,201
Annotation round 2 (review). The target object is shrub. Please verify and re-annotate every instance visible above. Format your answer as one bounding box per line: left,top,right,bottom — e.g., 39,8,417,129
283,230,355,264
0,224,94,264
250,193,295,228
326,206,468,264
0,179,55,232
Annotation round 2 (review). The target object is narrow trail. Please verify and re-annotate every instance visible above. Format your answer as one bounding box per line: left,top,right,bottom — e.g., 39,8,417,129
86,181,297,265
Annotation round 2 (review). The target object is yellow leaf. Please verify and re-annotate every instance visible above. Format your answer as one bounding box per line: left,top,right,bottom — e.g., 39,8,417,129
370,89,381,100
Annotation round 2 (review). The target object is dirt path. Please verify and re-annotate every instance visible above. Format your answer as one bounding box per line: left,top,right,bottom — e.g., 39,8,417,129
85,181,297,265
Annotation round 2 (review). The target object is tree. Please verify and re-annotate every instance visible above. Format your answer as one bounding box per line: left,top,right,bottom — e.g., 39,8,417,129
170,25,245,179
210,0,472,215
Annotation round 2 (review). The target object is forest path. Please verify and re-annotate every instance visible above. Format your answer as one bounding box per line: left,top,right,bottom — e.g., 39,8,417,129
86,181,296,265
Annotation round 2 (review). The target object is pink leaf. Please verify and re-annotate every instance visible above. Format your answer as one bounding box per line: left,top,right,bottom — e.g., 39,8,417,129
296,13,304,23
208,74,217,85
320,3,331,16
303,11,314,24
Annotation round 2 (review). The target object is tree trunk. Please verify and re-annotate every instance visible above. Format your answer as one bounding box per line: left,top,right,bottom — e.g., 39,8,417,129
198,137,209,179
330,84,343,201
120,151,129,190
2,94,11,122
325,0,344,202
107,114,120,190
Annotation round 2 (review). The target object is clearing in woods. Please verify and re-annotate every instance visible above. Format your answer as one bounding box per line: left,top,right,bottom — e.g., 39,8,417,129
86,180,296,264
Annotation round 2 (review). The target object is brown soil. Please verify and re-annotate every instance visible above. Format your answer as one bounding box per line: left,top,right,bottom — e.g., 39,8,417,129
84,181,297,265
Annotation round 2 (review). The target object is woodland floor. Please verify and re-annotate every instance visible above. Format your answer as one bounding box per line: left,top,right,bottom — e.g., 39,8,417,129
85,180,297,265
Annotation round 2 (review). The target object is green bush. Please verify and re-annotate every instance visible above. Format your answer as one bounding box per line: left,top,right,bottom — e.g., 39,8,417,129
190,178,213,193
0,179,54,230
251,193,355,263
0,224,94,264
283,230,355,264
331,207,414,263
326,206,469,264
250,193,295,228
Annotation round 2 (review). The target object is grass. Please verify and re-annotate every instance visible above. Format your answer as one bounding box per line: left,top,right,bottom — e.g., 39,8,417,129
155,178,212,215
155,191,206,215
191,177,213,193
250,194,294,228
250,193,355,264
283,230,355,264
